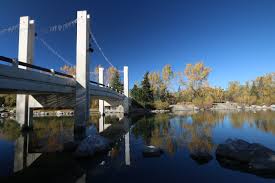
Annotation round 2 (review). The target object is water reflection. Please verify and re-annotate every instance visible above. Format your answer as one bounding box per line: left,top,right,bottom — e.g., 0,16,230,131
132,111,275,159
0,113,132,182
0,111,275,182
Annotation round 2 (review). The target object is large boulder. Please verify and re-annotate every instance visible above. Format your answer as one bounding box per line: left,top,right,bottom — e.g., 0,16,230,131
190,151,213,165
216,139,275,178
143,145,163,157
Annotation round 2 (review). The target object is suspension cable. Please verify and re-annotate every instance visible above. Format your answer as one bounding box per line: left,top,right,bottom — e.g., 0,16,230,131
0,19,122,73
0,24,19,35
90,31,114,67
37,36,74,66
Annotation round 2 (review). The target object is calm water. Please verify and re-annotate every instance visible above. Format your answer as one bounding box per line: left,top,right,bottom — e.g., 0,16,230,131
0,111,275,183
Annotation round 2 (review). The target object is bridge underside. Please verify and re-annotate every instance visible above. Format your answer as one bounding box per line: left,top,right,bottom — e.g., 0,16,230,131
29,94,123,109
0,64,125,108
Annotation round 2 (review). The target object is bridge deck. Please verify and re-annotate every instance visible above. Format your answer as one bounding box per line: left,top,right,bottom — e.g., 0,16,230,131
0,63,124,107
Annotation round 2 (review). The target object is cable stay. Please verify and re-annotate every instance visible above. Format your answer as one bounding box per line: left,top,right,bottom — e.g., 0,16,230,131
0,18,123,74
90,31,114,68
37,36,74,66
0,24,19,35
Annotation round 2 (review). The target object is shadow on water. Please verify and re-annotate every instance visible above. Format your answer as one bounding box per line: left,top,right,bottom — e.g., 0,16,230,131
0,113,140,183
216,156,275,179
0,111,275,182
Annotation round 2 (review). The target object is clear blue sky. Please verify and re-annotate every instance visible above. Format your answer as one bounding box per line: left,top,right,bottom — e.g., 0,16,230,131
0,0,275,89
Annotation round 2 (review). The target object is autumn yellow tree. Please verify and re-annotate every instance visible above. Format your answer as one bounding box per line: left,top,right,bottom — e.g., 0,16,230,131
148,71,161,95
162,64,174,90
184,62,211,98
60,65,76,76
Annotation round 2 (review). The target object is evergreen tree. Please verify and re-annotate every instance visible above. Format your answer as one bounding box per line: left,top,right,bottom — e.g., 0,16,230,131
141,72,154,106
250,81,258,97
131,84,142,101
110,71,123,92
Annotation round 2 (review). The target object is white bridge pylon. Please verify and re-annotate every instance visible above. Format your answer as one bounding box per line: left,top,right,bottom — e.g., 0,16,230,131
0,10,129,129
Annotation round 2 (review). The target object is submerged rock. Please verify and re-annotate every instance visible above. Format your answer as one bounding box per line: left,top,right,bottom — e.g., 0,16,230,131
190,151,213,165
143,145,163,157
63,141,78,152
75,134,110,158
216,139,275,178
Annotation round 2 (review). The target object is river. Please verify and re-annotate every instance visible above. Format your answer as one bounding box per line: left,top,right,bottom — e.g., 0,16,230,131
0,110,275,183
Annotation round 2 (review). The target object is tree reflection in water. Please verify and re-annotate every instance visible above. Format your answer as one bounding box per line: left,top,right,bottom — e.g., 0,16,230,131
0,111,275,182
0,119,21,141
229,111,275,134
132,111,275,161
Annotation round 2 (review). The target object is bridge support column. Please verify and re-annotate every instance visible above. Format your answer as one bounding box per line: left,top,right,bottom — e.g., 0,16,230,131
98,67,105,116
123,66,129,115
75,10,90,134
16,16,35,128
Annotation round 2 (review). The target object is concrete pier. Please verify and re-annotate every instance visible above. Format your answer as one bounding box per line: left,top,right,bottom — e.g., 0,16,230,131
98,67,105,116
16,16,35,128
7,10,130,133
75,10,90,133
123,66,129,114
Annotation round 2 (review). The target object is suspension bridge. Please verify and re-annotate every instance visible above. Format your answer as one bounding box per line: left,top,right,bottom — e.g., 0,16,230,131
0,10,130,131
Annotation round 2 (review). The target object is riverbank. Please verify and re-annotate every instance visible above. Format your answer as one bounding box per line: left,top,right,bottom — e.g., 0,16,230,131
0,102,274,118
170,102,275,112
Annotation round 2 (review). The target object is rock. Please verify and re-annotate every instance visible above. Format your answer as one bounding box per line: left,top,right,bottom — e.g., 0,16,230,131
194,106,199,111
216,139,275,178
211,102,239,110
99,161,105,166
190,151,213,165
75,134,110,158
170,104,197,111
143,145,163,157
0,112,9,118
256,105,262,110
151,110,170,114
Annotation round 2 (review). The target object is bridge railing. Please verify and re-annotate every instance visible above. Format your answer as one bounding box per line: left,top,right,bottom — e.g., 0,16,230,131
0,56,74,79
0,55,124,95
89,80,124,95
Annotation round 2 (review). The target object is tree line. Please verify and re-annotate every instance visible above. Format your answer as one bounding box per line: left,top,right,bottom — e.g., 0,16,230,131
1,63,274,109
131,62,275,109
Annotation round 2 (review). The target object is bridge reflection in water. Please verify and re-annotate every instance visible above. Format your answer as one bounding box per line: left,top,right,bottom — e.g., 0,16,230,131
2,111,275,182
2,114,132,182
13,134,41,173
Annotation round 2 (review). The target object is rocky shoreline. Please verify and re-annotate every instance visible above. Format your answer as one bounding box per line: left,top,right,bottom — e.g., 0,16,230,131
0,102,274,118
170,102,275,112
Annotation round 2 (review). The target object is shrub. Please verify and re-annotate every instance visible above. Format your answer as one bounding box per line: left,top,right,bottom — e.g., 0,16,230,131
193,95,213,109
154,100,170,110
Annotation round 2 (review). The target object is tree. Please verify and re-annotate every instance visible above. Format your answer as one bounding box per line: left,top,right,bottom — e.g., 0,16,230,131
5,95,16,107
141,72,154,107
60,65,76,76
162,64,174,90
0,95,5,106
131,84,142,101
250,81,258,97
106,66,117,85
148,71,161,99
110,70,123,92
211,87,225,103
184,62,211,98
226,81,241,102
